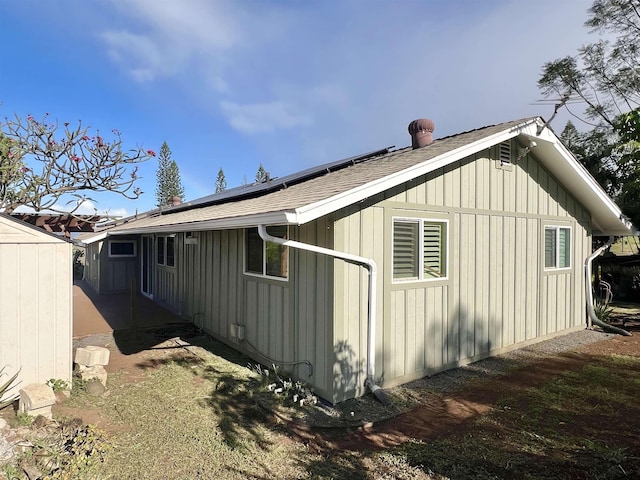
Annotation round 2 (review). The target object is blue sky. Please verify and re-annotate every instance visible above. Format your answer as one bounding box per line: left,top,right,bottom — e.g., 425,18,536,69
1,0,594,217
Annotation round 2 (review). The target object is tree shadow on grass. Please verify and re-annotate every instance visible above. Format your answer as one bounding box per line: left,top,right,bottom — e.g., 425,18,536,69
128,328,280,451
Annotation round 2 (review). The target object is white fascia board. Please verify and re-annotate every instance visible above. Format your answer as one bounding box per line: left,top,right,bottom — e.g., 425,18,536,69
106,210,298,236
76,231,109,245
294,119,537,225
530,124,634,235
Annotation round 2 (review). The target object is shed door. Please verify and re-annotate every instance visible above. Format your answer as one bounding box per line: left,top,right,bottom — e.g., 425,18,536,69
141,236,153,298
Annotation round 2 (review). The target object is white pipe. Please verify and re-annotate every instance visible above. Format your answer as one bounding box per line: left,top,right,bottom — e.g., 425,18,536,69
257,225,380,389
585,236,613,329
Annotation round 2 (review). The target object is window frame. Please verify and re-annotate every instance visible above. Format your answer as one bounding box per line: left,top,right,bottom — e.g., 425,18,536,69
244,226,289,281
108,240,137,258
544,225,572,271
157,235,176,268
392,216,449,284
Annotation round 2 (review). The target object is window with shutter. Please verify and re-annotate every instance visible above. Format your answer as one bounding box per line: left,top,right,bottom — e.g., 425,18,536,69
393,221,419,279
423,222,446,278
393,218,447,282
544,227,556,269
544,226,571,270
559,227,571,268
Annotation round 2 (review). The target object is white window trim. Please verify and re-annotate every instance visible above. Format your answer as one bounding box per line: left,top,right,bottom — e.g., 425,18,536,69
244,226,289,281
392,216,449,284
157,234,176,268
544,225,572,271
108,240,137,258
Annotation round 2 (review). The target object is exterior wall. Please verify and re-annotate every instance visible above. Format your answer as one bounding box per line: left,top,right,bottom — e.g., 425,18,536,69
332,143,592,400
0,218,72,399
176,220,335,400
84,241,101,293
84,236,139,295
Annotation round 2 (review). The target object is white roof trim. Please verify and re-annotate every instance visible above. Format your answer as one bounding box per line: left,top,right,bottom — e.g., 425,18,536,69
76,231,109,245
81,117,634,239
293,118,536,225
97,211,297,238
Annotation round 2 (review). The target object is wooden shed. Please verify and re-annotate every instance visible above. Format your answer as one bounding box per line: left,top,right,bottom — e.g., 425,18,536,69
0,213,73,400
80,117,634,403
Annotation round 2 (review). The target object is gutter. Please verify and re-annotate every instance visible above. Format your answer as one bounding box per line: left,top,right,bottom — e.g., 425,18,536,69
257,225,390,404
584,237,631,336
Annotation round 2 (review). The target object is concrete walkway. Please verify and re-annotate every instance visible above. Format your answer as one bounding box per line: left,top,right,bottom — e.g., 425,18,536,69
73,281,189,338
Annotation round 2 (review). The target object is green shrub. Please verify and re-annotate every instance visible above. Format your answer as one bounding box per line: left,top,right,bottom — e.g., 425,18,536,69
46,378,70,392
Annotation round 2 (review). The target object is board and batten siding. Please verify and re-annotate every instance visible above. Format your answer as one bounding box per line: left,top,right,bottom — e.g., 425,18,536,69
84,237,138,295
332,143,591,398
84,241,100,293
176,221,335,399
0,217,72,399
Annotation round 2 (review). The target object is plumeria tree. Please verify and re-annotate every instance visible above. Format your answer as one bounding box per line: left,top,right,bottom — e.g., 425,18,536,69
0,112,154,215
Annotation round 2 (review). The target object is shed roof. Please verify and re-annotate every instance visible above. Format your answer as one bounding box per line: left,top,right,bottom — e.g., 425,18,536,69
79,117,634,243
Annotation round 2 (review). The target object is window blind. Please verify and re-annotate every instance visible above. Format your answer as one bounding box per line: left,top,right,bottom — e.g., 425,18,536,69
393,221,419,279
424,222,444,278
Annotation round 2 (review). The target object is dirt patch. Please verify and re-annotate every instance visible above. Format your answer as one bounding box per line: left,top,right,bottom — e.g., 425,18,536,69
577,328,640,357
291,354,593,451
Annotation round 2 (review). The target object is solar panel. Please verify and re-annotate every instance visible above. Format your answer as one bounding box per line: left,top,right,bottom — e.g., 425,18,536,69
165,147,392,214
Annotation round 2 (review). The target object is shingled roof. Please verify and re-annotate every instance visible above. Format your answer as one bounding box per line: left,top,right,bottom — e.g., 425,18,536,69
79,117,634,242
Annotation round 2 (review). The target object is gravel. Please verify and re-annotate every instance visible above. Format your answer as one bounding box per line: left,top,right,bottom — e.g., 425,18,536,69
294,328,615,427
405,328,613,395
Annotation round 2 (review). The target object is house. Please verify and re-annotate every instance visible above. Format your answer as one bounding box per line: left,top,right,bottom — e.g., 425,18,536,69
78,117,634,403
0,213,73,399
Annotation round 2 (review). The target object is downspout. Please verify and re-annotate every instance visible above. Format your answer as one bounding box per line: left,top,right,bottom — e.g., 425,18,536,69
258,225,390,404
585,237,631,336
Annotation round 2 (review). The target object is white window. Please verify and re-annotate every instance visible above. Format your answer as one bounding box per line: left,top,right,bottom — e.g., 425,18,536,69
245,226,288,280
108,240,136,258
157,235,176,267
393,218,447,282
544,226,571,270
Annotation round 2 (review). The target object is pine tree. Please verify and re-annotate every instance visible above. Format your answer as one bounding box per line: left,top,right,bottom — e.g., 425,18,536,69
255,163,268,183
215,167,227,193
155,141,185,207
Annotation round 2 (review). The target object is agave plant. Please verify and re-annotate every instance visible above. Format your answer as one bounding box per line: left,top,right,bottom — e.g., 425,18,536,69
594,300,614,324
0,366,20,410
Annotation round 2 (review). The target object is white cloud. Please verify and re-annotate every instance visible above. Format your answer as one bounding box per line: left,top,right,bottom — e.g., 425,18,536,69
99,0,246,83
220,100,313,133
101,30,169,82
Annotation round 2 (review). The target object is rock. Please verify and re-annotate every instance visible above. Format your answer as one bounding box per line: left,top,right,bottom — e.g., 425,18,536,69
55,390,71,404
77,365,108,386
0,435,14,463
75,345,110,367
20,461,43,480
86,379,106,396
18,384,56,420
32,415,49,428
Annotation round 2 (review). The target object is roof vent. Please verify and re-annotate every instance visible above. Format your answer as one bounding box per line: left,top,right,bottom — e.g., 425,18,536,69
171,196,182,206
408,119,435,149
